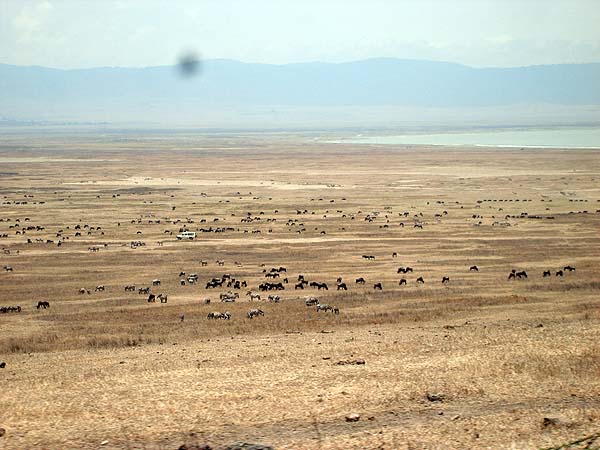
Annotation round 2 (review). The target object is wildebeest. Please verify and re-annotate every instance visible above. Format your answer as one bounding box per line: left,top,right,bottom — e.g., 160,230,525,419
158,293,168,303
95,285,105,292
469,265,479,272
416,277,425,284
124,284,136,292
543,270,551,277
362,255,375,260
355,277,366,284
399,278,407,285
36,300,50,309
79,288,91,295
373,282,383,290
564,265,576,272
556,270,564,277
392,252,398,258
138,287,150,294
3,265,13,272
397,267,414,274
516,270,528,279
336,282,348,290
247,308,264,319
295,282,305,290
148,294,156,302
268,294,281,303
442,276,450,284
311,282,328,290
0,305,21,313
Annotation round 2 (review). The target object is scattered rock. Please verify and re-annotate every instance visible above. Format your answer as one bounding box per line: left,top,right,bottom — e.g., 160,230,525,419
177,445,212,450
426,393,445,402
0,427,5,437
542,417,563,428
345,413,360,422
100,440,109,446
335,358,365,366
225,443,273,450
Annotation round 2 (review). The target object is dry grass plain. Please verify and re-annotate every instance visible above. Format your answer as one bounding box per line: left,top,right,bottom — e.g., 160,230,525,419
0,131,599,450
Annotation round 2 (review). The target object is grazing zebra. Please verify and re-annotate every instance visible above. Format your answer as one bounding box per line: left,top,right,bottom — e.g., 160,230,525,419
79,288,91,295
246,291,261,301
268,294,281,303
316,304,333,312
208,311,231,320
4,265,13,272
305,297,319,306
220,292,239,302
158,293,168,303
247,308,264,319
152,279,161,286
373,282,383,290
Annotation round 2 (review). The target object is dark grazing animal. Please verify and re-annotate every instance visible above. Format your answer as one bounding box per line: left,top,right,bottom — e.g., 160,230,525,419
373,282,383,290
355,277,366,284
399,279,407,285
36,300,50,309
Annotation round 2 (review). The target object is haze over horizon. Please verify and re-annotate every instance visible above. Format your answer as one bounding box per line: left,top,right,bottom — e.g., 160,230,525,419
2,0,600,69
2,0,600,129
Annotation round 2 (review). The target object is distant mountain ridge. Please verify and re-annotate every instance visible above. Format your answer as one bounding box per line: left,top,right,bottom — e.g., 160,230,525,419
1,58,599,126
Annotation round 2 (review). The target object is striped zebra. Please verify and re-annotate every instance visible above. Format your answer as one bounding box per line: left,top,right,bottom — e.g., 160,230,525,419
247,308,264,319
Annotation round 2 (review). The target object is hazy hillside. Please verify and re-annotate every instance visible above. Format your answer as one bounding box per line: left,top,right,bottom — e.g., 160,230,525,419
1,58,600,127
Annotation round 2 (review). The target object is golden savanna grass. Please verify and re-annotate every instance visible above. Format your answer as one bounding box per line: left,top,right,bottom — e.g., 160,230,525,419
0,131,599,449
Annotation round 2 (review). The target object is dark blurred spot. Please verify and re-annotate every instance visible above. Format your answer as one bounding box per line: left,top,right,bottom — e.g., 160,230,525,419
177,53,202,78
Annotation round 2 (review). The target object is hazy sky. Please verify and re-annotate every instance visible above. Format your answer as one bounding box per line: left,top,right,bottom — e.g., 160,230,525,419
2,0,600,69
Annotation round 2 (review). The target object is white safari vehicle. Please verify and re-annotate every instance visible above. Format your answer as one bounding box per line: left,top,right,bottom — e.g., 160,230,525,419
176,231,196,240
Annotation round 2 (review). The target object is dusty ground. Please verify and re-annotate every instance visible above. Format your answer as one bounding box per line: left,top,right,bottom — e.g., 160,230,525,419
0,130,599,450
